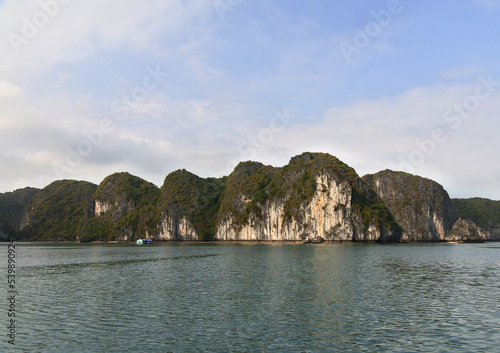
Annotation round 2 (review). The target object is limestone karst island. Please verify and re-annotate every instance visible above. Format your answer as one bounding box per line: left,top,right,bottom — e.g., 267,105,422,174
1,152,499,243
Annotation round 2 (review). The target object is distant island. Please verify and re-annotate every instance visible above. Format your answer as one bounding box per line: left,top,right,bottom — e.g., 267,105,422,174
1,152,499,243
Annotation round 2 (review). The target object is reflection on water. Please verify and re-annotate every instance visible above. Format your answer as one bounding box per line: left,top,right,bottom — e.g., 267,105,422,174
4,242,500,352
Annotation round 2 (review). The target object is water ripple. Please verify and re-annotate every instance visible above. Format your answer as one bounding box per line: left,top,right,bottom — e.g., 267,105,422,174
9,243,500,352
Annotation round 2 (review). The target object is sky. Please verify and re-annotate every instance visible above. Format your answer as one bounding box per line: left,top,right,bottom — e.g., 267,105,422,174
0,0,499,200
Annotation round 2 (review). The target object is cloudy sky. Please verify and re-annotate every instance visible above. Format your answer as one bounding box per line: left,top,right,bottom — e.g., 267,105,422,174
1,0,499,199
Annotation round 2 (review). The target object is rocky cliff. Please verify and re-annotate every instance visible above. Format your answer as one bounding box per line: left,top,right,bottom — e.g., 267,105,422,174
445,218,487,242
451,198,500,240
362,170,453,241
1,152,497,243
18,180,96,241
0,187,39,241
154,169,226,241
89,172,160,242
216,153,401,242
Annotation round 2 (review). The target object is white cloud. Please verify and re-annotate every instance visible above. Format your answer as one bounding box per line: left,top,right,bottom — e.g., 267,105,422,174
254,82,500,199
0,0,214,79
4,75,498,198
1,0,499,202
0,81,23,102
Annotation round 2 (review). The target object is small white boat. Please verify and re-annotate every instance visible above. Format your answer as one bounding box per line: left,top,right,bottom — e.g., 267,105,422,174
136,239,153,245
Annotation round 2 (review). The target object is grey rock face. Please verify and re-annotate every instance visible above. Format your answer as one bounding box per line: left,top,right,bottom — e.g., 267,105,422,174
363,170,453,241
215,153,401,242
446,218,487,242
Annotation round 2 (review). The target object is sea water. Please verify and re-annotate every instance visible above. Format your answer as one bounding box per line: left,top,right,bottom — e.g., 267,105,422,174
2,242,500,352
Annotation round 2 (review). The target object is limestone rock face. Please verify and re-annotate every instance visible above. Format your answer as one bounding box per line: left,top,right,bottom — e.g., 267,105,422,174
154,169,227,241
94,198,134,218
155,208,198,241
3,152,499,243
93,173,145,220
215,153,401,242
451,198,500,241
92,172,160,241
363,170,453,241
446,218,487,242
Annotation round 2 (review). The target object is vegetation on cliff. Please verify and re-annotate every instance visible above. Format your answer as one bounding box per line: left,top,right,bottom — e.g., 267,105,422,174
451,198,500,231
217,162,275,228
273,153,399,233
159,169,227,241
0,187,39,240
363,170,450,215
351,182,401,234
0,152,497,242
20,180,97,241
217,152,401,239
363,170,453,241
89,172,160,242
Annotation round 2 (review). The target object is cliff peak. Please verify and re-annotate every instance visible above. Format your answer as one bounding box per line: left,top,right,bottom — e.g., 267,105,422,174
1,152,497,242
363,170,452,241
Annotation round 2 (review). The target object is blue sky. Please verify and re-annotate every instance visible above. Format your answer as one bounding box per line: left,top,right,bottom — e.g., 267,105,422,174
1,0,499,199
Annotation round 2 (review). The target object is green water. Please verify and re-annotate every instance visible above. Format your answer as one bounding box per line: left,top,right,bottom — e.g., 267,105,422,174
2,242,500,352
